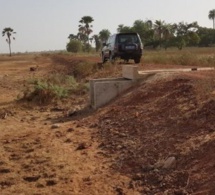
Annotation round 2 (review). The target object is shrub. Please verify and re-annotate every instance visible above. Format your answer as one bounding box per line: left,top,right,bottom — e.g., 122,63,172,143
20,74,88,105
23,80,68,104
66,40,82,53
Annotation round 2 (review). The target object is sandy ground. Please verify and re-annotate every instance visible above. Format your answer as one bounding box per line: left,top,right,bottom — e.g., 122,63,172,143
0,54,215,195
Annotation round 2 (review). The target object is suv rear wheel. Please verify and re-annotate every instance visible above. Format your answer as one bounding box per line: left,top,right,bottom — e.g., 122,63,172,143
109,53,116,64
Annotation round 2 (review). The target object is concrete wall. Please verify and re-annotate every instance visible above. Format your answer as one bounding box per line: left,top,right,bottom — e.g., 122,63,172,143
90,78,135,109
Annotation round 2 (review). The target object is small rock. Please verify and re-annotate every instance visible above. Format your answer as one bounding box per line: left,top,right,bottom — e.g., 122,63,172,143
30,67,37,71
46,179,57,186
67,128,74,132
23,175,40,182
64,138,72,143
67,110,77,117
162,156,176,169
51,124,61,129
76,142,87,150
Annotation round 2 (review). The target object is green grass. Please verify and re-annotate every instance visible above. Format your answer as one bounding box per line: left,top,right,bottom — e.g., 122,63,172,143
21,74,89,104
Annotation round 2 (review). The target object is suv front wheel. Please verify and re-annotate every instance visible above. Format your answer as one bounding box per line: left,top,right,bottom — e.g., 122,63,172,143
102,53,107,64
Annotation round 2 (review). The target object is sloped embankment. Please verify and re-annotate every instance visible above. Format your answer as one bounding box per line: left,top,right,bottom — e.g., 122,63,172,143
90,71,215,194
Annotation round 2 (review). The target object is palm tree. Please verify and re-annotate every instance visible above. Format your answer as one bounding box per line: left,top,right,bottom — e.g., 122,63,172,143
99,29,111,43
153,20,166,47
208,9,215,29
79,16,94,46
2,27,16,56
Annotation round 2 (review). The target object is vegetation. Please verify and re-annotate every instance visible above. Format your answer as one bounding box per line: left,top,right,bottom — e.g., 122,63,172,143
66,39,82,53
67,10,215,52
2,27,16,56
143,47,215,67
208,9,215,29
99,29,111,43
78,16,94,52
21,72,88,104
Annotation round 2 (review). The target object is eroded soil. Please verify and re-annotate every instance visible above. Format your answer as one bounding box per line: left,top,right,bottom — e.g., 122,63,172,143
0,54,215,195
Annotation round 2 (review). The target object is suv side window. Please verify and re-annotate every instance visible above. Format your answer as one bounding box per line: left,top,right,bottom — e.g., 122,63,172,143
110,35,116,45
106,37,111,45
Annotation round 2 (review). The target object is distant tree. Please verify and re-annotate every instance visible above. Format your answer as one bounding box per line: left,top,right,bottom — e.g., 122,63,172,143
197,27,215,46
173,21,199,49
68,34,78,40
79,16,94,52
208,9,215,29
153,20,166,48
92,34,101,52
187,31,200,46
117,24,133,33
99,29,111,43
133,19,154,45
2,27,16,56
77,28,88,44
66,39,82,53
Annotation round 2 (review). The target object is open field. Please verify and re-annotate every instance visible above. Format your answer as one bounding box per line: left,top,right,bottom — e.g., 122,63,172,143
0,49,215,194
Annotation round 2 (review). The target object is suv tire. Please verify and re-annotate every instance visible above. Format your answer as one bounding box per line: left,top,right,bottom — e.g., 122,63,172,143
109,53,116,64
102,53,107,64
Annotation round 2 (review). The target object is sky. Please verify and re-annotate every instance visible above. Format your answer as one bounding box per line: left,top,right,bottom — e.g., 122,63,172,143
0,0,214,53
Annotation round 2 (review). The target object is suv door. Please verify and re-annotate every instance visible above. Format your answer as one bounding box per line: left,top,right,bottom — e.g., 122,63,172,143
104,37,111,57
102,35,116,63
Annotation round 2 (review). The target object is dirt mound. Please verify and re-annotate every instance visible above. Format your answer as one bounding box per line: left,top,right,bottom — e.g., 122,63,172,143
88,72,215,194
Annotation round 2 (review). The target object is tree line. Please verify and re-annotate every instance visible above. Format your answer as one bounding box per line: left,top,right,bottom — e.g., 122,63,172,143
67,9,215,52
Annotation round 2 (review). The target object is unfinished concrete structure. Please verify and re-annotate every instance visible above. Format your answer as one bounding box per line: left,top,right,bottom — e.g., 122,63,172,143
90,65,214,109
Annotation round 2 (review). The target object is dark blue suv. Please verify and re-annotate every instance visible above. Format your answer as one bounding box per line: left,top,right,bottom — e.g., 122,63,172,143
101,32,143,64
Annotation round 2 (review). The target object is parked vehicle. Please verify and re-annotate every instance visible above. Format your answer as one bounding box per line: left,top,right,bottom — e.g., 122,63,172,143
101,32,143,64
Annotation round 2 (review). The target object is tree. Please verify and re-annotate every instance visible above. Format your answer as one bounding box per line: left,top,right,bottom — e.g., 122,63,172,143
2,27,16,56
66,39,82,53
208,9,215,29
92,34,101,52
117,24,133,33
133,19,154,45
197,27,215,46
79,16,94,52
68,34,78,40
99,29,111,43
173,21,199,50
153,20,166,48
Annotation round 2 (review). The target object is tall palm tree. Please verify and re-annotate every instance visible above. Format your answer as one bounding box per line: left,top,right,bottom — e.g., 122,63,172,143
153,20,166,47
79,16,94,46
2,27,16,56
208,9,215,29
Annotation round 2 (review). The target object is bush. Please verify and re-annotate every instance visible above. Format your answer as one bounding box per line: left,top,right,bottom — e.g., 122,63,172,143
20,74,89,105
22,80,68,104
66,40,82,53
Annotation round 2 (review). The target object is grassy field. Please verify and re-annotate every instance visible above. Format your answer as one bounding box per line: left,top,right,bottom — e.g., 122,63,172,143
143,47,215,66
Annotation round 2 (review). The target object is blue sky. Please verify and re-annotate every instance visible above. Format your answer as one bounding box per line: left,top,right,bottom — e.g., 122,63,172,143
0,0,214,53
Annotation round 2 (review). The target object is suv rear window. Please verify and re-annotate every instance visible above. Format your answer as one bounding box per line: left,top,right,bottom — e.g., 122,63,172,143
117,34,139,44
